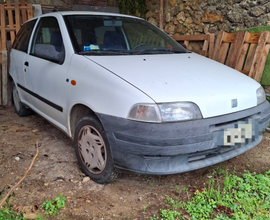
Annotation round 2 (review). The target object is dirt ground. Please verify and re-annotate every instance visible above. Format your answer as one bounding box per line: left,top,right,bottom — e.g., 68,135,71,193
1,106,270,220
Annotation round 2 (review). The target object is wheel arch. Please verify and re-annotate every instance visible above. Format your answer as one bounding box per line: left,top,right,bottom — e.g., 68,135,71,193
69,104,101,139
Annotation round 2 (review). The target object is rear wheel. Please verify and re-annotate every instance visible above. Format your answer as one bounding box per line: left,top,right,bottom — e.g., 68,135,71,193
74,116,119,184
12,82,32,117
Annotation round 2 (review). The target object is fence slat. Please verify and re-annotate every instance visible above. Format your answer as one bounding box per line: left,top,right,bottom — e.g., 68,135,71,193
15,4,20,34
20,0,27,24
249,31,269,80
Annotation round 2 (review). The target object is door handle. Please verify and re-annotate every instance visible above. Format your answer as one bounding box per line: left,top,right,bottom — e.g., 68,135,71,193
24,61,29,66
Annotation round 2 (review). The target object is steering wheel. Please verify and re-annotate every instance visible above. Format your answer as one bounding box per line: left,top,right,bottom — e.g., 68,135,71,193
132,43,147,50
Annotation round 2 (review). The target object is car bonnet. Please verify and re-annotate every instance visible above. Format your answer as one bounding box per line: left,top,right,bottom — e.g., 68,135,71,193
85,52,261,118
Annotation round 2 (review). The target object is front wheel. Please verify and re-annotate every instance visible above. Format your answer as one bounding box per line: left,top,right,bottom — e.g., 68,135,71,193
74,116,119,184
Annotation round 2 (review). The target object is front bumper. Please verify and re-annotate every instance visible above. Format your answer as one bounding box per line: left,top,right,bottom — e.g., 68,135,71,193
97,101,270,174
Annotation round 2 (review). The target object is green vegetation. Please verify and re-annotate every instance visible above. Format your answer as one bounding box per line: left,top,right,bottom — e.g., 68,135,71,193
41,192,66,216
150,168,270,220
0,187,25,220
116,0,147,18
0,190,66,220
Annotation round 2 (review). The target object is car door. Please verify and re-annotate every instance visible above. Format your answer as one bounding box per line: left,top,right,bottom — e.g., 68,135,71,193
23,16,70,130
10,19,37,105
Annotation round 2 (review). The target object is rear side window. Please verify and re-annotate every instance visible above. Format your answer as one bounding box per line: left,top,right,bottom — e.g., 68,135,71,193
13,19,37,52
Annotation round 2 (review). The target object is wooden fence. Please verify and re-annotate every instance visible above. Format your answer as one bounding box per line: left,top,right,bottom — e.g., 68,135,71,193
0,0,33,106
212,31,270,82
172,31,270,83
172,33,215,58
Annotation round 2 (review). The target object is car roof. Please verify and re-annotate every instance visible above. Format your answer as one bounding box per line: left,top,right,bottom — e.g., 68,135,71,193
29,11,144,21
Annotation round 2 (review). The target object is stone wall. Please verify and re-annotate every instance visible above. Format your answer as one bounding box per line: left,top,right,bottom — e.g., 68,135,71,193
7,0,108,7
146,0,270,35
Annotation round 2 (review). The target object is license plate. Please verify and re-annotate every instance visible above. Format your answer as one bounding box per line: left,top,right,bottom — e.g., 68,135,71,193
223,122,252,146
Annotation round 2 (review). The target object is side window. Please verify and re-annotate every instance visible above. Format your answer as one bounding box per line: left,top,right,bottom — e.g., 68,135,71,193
13,19,37,52
30,17,65,64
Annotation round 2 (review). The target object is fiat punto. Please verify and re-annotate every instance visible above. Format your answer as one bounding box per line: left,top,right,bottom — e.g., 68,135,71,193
9,11,270,183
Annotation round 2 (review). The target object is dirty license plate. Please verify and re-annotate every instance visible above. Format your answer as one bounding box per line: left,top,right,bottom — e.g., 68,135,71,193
223,122,252,146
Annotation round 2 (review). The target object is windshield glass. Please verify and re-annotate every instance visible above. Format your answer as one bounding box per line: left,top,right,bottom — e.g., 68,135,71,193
64,15,186,55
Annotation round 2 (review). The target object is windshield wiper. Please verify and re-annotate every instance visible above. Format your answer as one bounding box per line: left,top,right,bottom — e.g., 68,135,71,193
132,48,187,54
79,49,129,55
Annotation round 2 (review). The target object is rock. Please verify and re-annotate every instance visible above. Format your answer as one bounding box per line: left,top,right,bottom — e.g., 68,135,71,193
177,11,185,22
82,177,90,183
176,23,187,34
165,12,171,22
193,11,201,25
148,17,158,26
204,24,210,34
44,183,49,186
164,23,176,35
249,6,265,17
240,1,250,10
168,0,177,8
227,5,244,23
202,12,223,23
218,20,231,32
146,0,270,36
15,157,20,161
208,0,219,6
23,213,38,219
146,11,153,19
22,206,37,220
244,17,259,27
183,17,193,26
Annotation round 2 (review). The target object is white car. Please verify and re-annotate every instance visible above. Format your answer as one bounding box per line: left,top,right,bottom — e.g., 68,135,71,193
9,11,270,183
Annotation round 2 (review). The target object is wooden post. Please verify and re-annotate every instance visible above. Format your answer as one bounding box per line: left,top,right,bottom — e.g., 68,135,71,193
0,62,1,106
7,1,15,44
159,0,163,30
2,50,7,105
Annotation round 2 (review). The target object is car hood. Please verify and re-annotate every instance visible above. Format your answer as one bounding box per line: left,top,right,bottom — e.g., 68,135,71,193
85,53,261,118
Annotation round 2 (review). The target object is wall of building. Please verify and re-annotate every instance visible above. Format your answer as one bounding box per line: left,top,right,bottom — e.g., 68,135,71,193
146,0,270,35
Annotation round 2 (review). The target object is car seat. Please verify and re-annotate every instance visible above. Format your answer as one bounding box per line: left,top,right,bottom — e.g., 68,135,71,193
50,31,63,52
103,31,124,50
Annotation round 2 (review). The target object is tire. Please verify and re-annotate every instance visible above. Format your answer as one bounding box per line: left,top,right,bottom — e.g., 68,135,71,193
12,82,32,117
74,116,119,184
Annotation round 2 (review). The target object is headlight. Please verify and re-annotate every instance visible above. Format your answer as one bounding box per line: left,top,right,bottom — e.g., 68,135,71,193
127,104,161,122
159,102,202,122
127,102,202,123
257,86,266,105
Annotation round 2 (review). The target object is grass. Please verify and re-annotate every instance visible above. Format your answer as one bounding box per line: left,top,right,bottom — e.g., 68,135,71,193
0,191,66,220
150,168,270,220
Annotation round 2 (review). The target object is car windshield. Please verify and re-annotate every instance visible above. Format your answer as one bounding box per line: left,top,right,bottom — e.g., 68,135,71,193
64,15,187,55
